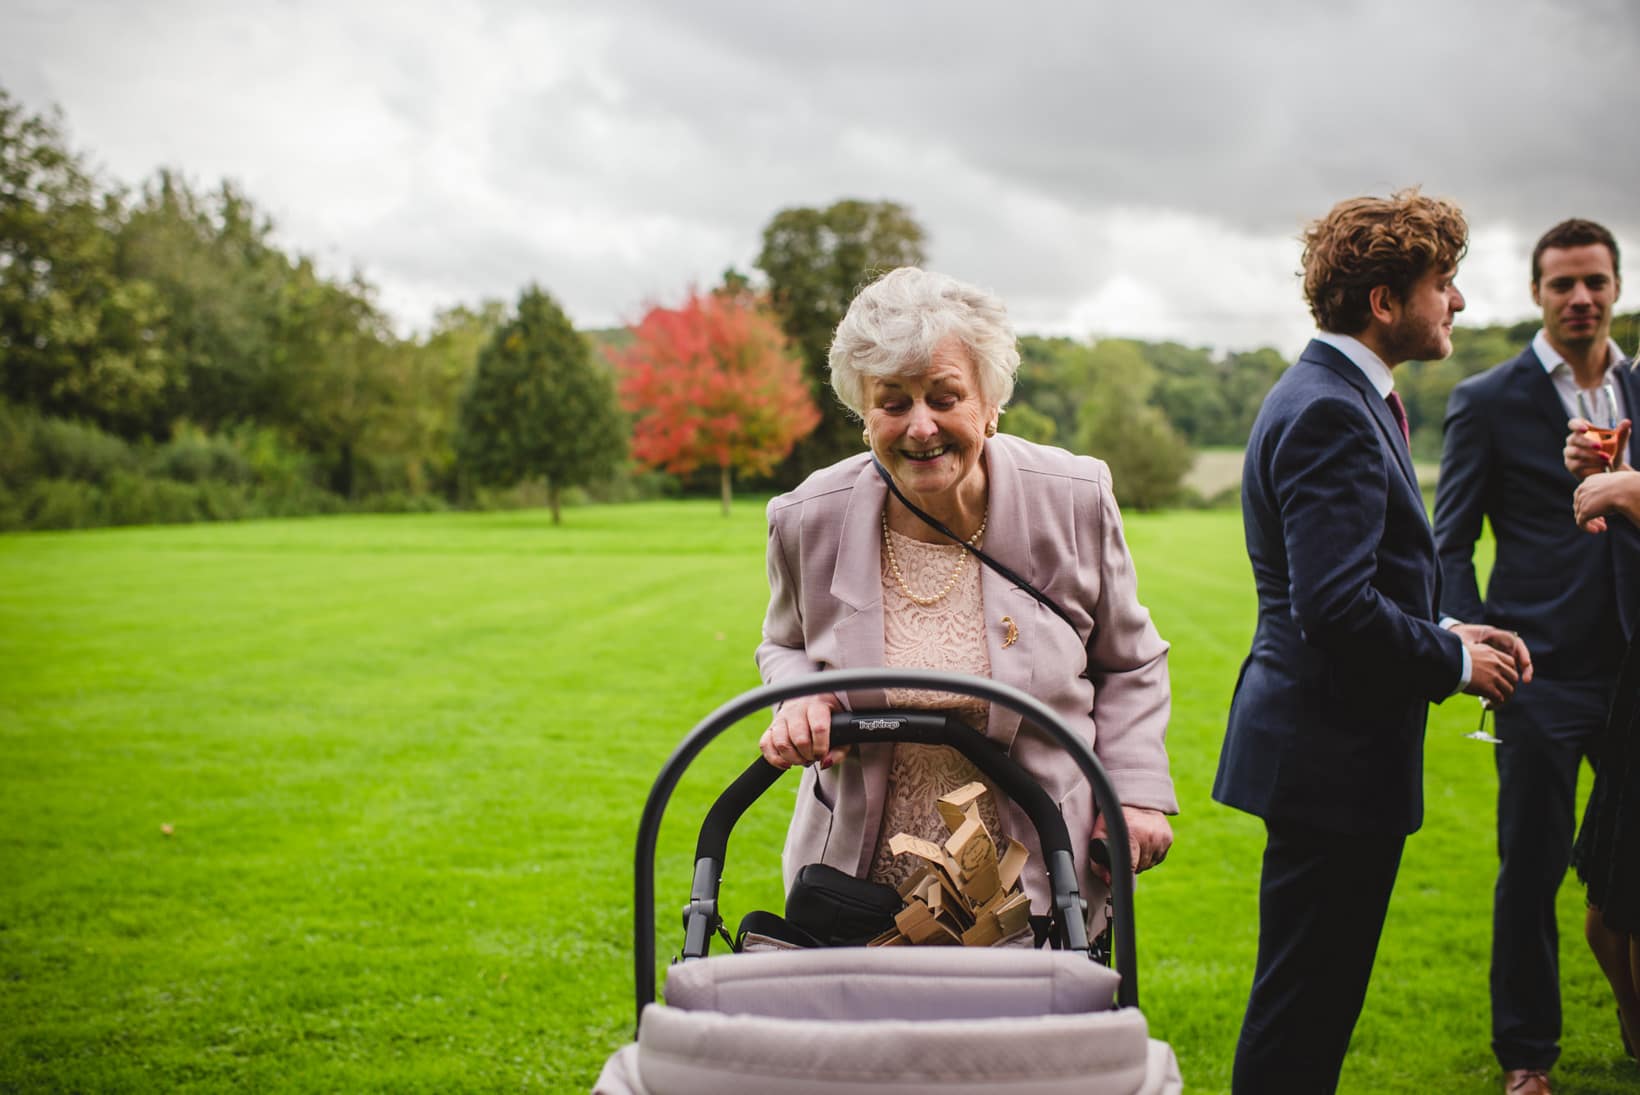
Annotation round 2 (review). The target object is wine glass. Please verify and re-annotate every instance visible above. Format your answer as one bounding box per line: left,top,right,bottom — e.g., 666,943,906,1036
1465,698,1502,744
1576,381,1622,467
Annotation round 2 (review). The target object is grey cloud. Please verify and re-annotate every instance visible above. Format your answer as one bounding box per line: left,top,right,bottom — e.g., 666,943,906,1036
603,0,1639,237
4,0,1635,346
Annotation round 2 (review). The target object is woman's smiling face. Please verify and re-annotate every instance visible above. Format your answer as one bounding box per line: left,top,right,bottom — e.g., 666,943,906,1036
862,336,998,509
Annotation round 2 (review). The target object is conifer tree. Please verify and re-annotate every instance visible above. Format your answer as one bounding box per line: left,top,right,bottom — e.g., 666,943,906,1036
456,286,624,524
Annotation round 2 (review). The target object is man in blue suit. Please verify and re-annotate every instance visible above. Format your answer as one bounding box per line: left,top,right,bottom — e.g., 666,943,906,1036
1216,190,1532,1094
1434,219,1632,1095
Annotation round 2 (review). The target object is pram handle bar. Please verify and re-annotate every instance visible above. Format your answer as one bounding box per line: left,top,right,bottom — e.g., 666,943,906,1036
687,711,1090,955
633,668,1139,1023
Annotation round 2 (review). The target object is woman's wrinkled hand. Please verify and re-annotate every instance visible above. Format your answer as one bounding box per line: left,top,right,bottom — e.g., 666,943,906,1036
1091,806,1174,881
758,694,847,770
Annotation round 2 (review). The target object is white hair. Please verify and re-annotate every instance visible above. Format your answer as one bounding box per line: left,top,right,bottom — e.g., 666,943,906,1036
827,267,1019,419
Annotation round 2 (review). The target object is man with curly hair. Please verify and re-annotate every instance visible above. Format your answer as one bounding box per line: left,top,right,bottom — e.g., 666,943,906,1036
1215,189,1533,1093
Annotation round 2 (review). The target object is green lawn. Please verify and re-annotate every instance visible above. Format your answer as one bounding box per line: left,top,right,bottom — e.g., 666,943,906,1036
1,502,1633,1093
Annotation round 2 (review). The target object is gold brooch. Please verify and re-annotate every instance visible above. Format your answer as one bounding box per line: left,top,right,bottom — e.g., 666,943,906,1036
1001,615,1018,648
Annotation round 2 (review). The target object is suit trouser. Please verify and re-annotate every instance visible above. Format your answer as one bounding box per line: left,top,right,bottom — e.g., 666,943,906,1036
1232,819,1405,1095
1491,676,1609,1070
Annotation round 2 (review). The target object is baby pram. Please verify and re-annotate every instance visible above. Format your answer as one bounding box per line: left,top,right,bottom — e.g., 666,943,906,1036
594,668,1182,1094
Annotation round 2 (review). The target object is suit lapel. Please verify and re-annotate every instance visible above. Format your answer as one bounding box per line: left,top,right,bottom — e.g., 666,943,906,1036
1515,347,1576,439
1304,341,1420,495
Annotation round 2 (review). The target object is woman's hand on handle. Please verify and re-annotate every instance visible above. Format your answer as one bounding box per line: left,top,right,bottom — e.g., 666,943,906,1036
759,693,846,770
1091,806,1173,882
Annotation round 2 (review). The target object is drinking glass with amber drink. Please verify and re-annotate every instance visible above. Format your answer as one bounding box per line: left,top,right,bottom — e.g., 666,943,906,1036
1576,381,1622,467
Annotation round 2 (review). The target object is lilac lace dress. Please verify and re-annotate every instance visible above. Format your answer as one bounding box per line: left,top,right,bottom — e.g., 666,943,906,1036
866,525,1006,889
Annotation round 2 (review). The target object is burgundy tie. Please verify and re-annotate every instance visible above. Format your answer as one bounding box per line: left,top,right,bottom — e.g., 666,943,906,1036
1386,390,1410,446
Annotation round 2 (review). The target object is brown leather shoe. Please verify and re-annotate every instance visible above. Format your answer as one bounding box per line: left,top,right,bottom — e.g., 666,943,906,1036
1504,1069,1552,1094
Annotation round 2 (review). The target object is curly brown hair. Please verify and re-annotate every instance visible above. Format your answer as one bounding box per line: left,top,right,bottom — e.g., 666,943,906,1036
1301,188,1468,335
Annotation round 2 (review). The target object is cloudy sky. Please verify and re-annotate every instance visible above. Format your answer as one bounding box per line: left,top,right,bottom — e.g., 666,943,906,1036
5,0,1637,355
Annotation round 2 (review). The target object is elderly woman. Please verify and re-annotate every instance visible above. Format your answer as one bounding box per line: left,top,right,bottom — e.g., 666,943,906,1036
755,267,1176,923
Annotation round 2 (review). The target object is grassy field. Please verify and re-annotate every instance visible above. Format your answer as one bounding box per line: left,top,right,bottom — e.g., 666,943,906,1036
1,501,1635,1093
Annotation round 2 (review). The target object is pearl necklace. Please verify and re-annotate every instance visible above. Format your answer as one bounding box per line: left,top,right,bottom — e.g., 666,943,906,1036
881,505,988,607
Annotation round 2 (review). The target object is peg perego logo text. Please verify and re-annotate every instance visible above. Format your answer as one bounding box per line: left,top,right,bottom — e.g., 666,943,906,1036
856,718,903,732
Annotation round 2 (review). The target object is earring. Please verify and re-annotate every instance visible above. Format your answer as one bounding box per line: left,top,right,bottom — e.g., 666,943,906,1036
985,422,997,437
862,427,871,446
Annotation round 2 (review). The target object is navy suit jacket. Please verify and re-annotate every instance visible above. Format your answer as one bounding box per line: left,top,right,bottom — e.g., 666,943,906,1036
1432,344,1640,678
1214,340,1464,835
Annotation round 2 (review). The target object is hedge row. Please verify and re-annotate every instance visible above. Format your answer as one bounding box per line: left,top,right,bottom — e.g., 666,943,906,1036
0,402,450,532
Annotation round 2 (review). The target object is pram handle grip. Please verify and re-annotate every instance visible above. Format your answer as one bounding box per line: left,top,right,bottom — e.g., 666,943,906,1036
633,669,1140,1023
689,711,1090,955
694,711,1078,866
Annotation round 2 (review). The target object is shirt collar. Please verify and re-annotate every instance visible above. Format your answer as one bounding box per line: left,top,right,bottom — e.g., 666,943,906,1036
1533,328,1628,378
1313,331,1394,398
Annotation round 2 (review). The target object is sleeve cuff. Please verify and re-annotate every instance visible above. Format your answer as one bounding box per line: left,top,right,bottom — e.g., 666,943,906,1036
1107,770,1179,815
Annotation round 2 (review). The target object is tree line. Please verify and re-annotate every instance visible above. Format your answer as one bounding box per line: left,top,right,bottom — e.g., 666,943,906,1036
4,87,1633,531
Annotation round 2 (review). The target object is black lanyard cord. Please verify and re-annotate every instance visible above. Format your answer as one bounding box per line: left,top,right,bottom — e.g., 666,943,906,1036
870,456,1082,639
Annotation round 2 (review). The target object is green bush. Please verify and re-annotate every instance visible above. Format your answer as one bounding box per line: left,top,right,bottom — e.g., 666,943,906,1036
584,467,679,503
248,481,346,519
25,415,137,486
0,401,34,487
22,478,108,530
0,483,25,531
149,426,254,485
230,426,322,493
103,471,210,527
0,405,453,532
353,490,449,514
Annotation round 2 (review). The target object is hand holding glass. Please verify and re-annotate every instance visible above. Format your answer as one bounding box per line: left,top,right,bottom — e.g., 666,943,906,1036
1576,382,1622,467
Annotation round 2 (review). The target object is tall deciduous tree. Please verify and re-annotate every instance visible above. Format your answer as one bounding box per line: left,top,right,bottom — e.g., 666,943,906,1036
455,286,624,524
613,289,819,515
385,302,504,496
115,172,297,435
755,199,926,477
0,90,170,437
1073,340,1193,510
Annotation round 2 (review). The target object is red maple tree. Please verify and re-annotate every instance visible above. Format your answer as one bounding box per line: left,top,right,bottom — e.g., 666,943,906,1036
613,288,820,514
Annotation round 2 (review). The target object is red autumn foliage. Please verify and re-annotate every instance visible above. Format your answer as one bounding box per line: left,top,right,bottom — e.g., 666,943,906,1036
612,289,820,487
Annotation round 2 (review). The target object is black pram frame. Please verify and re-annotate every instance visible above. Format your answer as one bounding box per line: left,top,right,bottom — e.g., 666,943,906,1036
630,667,1141,1027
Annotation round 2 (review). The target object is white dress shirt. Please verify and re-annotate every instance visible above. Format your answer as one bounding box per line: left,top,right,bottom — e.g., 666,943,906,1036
1534,328,1630,424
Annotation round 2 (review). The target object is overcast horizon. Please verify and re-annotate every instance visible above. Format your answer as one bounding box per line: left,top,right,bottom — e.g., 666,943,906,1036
5,0,1637,358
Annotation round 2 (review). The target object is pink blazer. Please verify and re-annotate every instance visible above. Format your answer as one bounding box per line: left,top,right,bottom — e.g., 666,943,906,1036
756,433,1176,912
